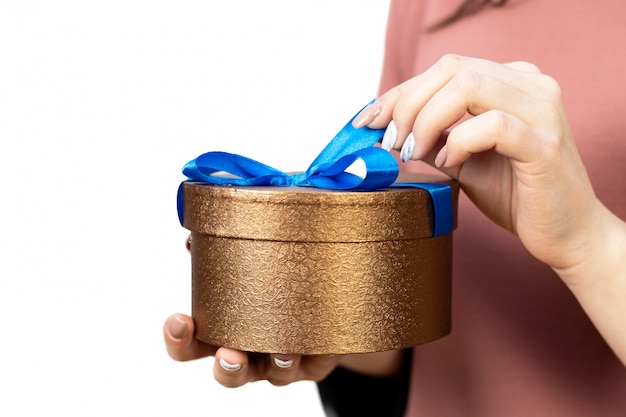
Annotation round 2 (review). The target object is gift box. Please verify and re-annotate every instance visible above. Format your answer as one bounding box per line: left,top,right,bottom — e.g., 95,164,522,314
176,101,459,355
180,172,458,355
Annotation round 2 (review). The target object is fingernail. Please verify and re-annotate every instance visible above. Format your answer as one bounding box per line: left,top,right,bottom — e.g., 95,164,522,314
273,356,294,369
168,315,188,340
219,358,242,372
435,145,447,167
352,100,383,128
381,120,397,151
400,133,415,162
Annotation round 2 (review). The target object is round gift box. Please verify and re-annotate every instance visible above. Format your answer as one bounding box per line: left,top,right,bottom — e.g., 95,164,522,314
181,172,459,355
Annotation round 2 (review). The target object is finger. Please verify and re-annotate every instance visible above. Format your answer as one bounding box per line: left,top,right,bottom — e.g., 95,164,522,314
164,314,216,361
361,55,475,145
438,109,541,168
410,132,456,176
369,60,463,146
428,110,545,231
406,71,547,161
213,347,255,388
265,354,340,385
368,55,550,150
265,354,302,386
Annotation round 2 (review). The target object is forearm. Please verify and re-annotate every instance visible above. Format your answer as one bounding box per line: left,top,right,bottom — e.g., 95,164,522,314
556,202,626,365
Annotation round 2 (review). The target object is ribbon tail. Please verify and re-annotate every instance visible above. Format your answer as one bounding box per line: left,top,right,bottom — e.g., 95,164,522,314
392,182,453,237
177,181,186,226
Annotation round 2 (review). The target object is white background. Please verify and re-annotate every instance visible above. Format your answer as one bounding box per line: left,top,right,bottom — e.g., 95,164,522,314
0,1,390,416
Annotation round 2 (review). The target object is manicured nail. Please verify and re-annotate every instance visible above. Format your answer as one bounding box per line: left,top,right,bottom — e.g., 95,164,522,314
352,100,383,128
219,358,242,372
435,146,447,167
381,120,397,151
273,356,294,369
168,315,188,340
400,133,415,162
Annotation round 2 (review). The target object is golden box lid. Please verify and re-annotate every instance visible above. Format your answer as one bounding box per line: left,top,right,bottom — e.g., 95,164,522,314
182,172,459,242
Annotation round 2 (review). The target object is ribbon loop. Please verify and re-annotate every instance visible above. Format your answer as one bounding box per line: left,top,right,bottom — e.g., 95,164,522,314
182,151,290,186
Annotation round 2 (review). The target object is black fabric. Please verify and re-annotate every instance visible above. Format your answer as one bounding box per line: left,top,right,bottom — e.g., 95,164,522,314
316,349,412,417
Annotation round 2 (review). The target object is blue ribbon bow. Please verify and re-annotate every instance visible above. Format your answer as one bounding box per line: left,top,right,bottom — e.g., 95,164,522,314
177,101,453,237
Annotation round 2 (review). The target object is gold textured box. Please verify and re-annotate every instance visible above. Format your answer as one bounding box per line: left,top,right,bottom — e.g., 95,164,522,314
181,172,459,355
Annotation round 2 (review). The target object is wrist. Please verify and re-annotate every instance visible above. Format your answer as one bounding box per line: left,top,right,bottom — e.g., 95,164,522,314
553,203,626,364
554,200,625,288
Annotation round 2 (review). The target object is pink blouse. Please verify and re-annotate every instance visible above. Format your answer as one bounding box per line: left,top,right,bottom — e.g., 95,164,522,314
380,0,626,415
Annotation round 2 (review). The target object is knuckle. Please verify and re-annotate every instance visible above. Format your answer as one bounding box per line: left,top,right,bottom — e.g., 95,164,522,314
537,74,563,101
215,366,248,388
535,129,563,167
451,69,483,94
169,351,188,362
390,86,415,129
487,109,513,134
167,351,184,361
393,85,409,114
514,61,542,74
537,107,564,149
266,371,297,387
268,378,292,387
218,378,244,388
522,61,542,73
538,98,564,130
477,110,519,145
436,53,464,73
